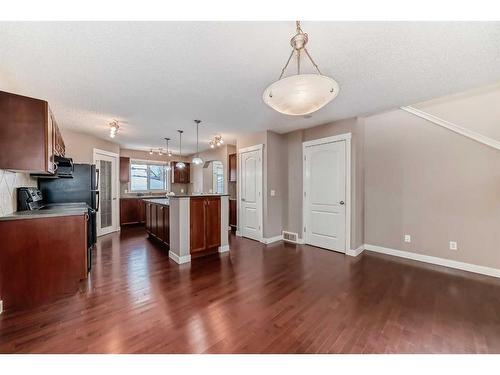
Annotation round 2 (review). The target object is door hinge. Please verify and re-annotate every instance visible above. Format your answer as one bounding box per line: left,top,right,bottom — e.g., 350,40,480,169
304,227,306,233
304,191,306,197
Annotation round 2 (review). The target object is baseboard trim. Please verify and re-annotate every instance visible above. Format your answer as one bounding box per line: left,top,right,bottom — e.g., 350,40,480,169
235,230,242,237
365,244,500,279
261,235,283,244
218,244,230,253
296,238,305,244
346,244,365,257
168,251,191,265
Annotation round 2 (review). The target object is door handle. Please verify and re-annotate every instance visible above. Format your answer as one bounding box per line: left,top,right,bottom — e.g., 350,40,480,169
339,201,345,205
241,198,246,202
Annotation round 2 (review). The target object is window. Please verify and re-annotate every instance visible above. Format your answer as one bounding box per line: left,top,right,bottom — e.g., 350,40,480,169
130,161,169,191
212,161,224,194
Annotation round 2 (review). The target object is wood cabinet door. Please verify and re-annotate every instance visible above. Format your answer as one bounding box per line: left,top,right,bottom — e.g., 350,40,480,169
119,157,130,183
139,200,146,223
229,153,237,182
145,203,151,232
229,199,237,227
206,197,221,249
163,206,170,245
190,198,206,253
151,204,158,237
157,205,165,241
183,163,190,183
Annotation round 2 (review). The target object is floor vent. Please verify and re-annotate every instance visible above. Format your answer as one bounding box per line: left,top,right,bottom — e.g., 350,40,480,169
282,231,299,243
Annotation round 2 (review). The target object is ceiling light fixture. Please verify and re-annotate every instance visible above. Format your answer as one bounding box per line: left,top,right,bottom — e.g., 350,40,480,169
109,120,119,138
192,120,203,165
164,138,171,171
176,130,186,169
149,149,154,155
262,21,340,116
209,135,224,148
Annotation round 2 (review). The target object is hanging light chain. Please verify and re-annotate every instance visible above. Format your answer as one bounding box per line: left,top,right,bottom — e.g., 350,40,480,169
277,21,323,80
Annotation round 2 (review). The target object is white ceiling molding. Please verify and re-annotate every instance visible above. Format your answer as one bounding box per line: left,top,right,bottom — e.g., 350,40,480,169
401,106,500,151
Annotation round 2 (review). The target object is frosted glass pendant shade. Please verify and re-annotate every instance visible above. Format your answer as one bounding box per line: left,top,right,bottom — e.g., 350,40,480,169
263,74,339,116
192,156,203,165
176,161,186,169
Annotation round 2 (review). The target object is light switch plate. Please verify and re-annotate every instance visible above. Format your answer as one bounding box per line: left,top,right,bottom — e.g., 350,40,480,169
404,234,411,243
449,241,458,250
270,190,276,197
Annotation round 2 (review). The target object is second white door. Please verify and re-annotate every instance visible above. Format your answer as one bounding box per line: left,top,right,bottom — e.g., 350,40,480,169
304,139,347,252
239,146,263,241
94,150,119,236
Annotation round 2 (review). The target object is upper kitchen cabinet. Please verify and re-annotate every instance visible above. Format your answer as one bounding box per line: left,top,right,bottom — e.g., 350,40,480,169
0,90,65,174
228,153,237,182
170,161,190,184
119,157,130,183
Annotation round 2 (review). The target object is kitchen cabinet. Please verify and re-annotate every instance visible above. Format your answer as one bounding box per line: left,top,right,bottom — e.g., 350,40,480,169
0,214,87,311
119,157,130,183
145,200,169,247
190,196,221,254
171,161,190,184
228,153,237,182
229,199,237,228
120,198,145,225
0,90,65,173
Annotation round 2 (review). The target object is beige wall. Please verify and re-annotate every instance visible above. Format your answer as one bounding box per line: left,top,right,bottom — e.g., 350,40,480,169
265,131,288,238
282,117,365,248
62,129,120,164
236,123,364,245
414,83,500,143
188,144,235,195
363,108,500,269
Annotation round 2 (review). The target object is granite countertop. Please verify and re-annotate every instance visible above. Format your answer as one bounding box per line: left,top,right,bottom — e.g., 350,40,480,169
0,203,90,221
169,194,230,198
121,195,166,199
142,198,170,206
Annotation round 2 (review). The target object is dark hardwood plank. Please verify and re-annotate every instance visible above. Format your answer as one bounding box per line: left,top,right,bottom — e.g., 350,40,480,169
1,226,500,353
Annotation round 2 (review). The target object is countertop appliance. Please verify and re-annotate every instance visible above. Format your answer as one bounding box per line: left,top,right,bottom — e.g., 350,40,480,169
36,163,99,271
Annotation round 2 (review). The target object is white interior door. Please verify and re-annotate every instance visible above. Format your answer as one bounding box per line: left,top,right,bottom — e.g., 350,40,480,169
239,146,263,241
94,150,119,236
304,140,346,252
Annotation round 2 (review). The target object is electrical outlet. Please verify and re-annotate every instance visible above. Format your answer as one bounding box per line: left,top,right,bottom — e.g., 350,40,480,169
270,190,276,197
404,234,411,243
449,241,458,250
0,300,3,314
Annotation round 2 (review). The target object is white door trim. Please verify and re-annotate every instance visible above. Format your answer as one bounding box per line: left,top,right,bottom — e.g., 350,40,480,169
237,144,264,242
302,133,351,253
93,148,120,235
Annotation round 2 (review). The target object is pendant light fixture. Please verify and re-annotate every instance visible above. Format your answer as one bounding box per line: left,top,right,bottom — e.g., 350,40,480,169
192,120,203,165
176,130,186,169
209,135,224,148
164,137,172,171
109,120,119,138
262,21,339,116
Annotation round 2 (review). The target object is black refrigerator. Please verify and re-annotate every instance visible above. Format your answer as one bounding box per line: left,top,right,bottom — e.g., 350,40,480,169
38,164,99,269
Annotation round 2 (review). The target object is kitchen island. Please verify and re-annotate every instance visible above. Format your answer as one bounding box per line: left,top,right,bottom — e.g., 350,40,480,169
144,194,229,264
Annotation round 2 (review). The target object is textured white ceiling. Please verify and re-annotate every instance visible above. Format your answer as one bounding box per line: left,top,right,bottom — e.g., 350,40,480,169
1,21,500,153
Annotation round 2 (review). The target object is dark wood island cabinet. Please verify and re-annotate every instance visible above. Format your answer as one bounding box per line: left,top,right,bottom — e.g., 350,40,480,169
145,199,170,247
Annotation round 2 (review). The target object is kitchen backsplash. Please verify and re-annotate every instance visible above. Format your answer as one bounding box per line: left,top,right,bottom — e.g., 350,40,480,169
0,170,37,216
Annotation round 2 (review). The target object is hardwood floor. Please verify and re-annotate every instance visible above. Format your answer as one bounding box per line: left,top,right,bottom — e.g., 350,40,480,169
1,226,500,353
